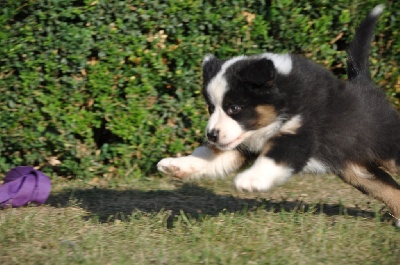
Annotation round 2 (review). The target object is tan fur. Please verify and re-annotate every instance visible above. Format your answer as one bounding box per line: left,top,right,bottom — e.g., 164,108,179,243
379,159,399,175
207,143,223,155
261,141,274,156
255,105,277,128
340,162,400,221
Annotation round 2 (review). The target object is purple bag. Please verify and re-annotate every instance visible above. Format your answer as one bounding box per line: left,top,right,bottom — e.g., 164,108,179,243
0,166,51,208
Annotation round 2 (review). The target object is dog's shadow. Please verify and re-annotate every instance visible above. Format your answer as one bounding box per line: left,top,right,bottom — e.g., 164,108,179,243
47,180,388,227
47,182,386,226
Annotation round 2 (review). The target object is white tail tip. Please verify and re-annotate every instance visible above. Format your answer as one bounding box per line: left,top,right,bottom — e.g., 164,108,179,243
202,54,215,65
371,4,384,17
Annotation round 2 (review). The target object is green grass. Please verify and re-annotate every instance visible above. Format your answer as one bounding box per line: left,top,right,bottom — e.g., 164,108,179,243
1,174,399,264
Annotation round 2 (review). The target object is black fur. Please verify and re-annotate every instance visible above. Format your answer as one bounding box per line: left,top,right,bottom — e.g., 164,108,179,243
159,5,400,225
347,8,382,84
202,7,400,175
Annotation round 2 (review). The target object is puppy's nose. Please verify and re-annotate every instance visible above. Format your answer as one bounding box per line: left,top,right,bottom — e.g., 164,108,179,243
207,129,219,143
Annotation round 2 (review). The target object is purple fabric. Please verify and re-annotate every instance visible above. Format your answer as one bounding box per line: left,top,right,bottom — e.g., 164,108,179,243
0,166,51,208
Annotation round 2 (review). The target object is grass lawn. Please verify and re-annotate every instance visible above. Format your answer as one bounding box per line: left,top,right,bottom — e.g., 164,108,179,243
0,173,399,264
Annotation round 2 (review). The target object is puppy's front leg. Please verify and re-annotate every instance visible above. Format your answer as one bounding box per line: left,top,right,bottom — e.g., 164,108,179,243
157,145,245,179
235,133,312,192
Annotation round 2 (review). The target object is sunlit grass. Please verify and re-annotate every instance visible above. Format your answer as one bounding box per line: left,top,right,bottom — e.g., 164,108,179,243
1,174,399,264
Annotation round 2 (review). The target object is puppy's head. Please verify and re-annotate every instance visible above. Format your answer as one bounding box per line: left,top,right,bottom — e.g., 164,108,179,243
202,53,292,151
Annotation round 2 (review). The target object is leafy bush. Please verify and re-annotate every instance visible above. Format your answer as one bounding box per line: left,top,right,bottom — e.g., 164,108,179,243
0,0,399,179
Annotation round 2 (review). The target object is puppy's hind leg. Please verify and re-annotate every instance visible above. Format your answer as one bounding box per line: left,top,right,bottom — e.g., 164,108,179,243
339,162,400,227
378,159,400,176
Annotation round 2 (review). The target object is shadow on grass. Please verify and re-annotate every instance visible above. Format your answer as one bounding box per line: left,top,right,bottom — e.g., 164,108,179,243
46,182,388,226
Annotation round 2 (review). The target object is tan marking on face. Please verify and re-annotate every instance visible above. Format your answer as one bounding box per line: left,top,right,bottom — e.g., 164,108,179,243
340,162,400,222
255,105,277,128
207,143,223,155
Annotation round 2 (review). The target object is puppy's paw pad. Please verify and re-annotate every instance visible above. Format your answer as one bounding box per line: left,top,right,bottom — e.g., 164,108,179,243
157,157,197,178
158,164,180,175
157,158,181,176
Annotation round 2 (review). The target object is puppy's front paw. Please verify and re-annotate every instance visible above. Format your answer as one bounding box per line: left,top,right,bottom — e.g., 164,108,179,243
234,171,272,192
157,157,201,179
234,158,293,192
157,158,182,177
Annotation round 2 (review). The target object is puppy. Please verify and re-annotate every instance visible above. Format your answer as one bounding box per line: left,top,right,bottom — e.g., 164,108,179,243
157,5,400,226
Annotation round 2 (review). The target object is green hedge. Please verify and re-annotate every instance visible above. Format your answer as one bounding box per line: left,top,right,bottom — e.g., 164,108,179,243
0,0,399,179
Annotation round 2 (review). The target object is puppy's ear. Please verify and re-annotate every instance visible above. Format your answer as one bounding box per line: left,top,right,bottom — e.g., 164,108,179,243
236,58,275,88
202,54,222,83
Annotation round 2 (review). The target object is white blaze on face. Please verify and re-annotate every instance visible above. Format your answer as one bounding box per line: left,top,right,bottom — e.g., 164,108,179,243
205,56,246,150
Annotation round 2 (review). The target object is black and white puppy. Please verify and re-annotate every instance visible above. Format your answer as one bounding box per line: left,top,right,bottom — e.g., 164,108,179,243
158,5,400,226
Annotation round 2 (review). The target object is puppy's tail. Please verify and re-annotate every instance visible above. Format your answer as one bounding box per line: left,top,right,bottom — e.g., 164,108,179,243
347,4,384,84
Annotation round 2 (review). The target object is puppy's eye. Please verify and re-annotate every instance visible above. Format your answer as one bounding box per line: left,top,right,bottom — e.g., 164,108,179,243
227,105,242,115
208,105,215,114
